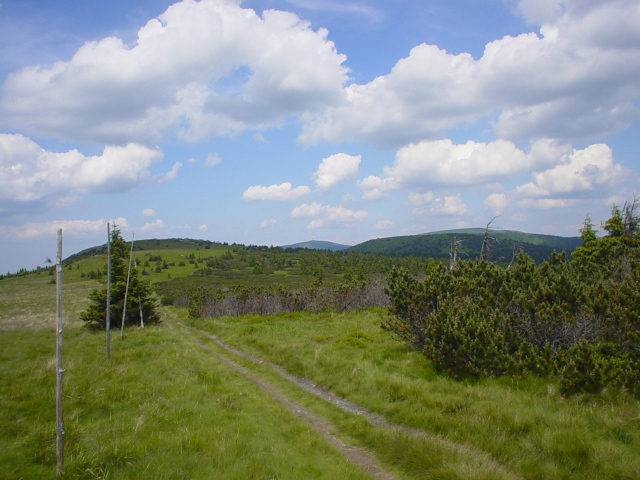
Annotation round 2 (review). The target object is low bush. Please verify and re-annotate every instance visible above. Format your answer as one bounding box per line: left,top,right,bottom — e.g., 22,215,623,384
187,281,390,318
384,201,640,396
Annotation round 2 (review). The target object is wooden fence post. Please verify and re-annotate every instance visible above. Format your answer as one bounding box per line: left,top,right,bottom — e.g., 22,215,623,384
106,223,111,360
55,229,64,477
121,232,134,340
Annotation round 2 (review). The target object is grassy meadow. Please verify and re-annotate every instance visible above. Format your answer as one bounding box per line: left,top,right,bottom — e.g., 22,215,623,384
1,244,639,479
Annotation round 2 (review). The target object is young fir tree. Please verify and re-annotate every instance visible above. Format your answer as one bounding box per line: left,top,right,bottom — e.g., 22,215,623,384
81,226,159,328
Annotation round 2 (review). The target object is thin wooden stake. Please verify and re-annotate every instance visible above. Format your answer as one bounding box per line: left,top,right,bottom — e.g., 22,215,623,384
139,293,144,328
106,223,111,360
121,231,135,340
55,229,64,477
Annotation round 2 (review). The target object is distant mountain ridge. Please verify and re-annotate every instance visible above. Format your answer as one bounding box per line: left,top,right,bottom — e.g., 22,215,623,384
280,240,351,251
348,229,582,263
63,230,582,266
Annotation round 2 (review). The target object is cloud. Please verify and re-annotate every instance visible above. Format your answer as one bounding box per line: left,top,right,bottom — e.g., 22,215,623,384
374,219,394,229
205,153,222,167
312,152,361,190
0,0,348,145
260,219,277,228
142,208,156,217
0,217,128,240
358,139,532,198
199,224,208,232
291,202,323,217
516,197,580,210
407,192,435,205
154,161,182,183
483,142,632,215
242,182,311,201
483,193,509,215
139,219,164,232
357,176,397,200
514,144,628,198
286,0,384,22
299,1,640,147
290,201,367,228
504,0,566,25
412,194,469,217
0,133,163,214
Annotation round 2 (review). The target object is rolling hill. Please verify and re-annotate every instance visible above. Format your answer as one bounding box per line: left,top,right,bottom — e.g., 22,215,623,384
61,229,582,269
348,229,582,264
280,240,352,251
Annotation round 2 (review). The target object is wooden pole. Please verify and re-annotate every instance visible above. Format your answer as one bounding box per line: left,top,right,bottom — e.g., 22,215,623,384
106,223,111,360
121,232,135,340
55,229,64,477
139,294,144,328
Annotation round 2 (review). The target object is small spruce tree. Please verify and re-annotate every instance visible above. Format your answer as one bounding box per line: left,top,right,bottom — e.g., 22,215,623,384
81,226,159,328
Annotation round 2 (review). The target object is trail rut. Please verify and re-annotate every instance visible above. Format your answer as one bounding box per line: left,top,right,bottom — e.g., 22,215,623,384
168,319,397,480
169,318,522,480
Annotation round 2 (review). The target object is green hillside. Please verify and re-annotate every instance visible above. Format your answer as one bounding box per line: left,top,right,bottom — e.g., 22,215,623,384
64,237,229,264
349,229,582,264
280,240,351,251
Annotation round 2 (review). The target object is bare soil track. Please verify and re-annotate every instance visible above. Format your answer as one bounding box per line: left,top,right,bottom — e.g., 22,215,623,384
169,317,523,480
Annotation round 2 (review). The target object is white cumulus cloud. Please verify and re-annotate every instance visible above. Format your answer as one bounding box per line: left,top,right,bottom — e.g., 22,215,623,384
0,217,128,240
290,201,367,228
312,152,361,190
242,182,311,201
483,193,509,215
514,144,628,198
260,219,277,228
358,139,531,198
483,142,631,216
140,219,164,232
412,194,469,217
374,219,394,229
0,133,163,214
299,0,640,147
0,0,349,145
205,153,222,167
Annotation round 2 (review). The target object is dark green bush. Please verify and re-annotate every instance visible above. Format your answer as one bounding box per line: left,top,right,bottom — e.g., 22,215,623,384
384,200,640,396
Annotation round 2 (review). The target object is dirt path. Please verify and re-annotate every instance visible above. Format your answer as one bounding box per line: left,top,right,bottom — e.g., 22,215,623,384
168,319,398,480
170,318,522,480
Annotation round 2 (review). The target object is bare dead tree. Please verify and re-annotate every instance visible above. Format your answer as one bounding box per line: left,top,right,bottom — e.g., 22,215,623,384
622,195,639,237
449,237,462,270
480,216,500,261
507,240,524,270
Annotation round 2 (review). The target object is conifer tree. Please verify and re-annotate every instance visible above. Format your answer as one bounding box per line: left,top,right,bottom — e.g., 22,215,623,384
81,226,159,328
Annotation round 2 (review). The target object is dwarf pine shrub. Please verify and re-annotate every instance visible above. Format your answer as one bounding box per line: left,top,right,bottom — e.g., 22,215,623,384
384,200,640,395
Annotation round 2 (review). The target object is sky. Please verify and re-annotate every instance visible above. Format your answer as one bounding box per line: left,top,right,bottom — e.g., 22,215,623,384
1,0,639,274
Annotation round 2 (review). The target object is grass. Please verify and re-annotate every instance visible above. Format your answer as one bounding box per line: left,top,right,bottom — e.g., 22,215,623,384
185,309,640,480
0,271,94,330
0,311,375,478
3,246,640,480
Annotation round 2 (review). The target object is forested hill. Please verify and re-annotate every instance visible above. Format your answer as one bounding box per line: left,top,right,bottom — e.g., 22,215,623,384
348,229,582,264
62,231,581,267
280,240,351,251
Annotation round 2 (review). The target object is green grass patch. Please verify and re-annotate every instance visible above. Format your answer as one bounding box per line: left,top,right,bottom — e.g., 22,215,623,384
4,257,640,480
0,323,378,479
186,310,640,480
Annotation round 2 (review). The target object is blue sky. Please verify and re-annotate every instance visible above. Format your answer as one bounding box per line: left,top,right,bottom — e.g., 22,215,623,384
1,0,639,273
